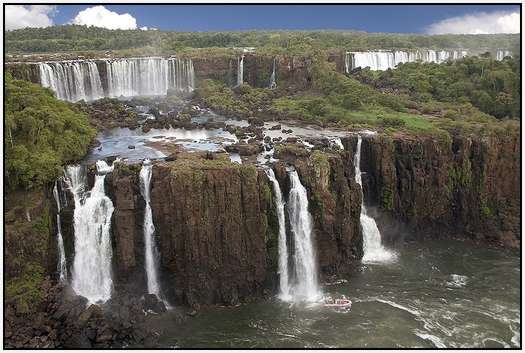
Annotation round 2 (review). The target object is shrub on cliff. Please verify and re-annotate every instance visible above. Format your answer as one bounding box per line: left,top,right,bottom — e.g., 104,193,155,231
5,74,96,190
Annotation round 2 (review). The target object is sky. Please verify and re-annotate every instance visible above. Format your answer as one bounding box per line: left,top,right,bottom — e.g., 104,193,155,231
4,4,521,34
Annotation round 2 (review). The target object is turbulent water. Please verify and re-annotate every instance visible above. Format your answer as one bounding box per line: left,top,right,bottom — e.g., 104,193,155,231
65,162,115,304
354,135,397,263
287,170,321,302
151,239,520,348
39,61,104,102
39,57,194,102
139,160,163,298
53,180,68,284
265,169,291,300
106,57,194,98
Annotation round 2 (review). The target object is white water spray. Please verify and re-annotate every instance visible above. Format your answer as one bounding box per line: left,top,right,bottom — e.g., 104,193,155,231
39,61,104,102
354,135,397,263
287,169,321,302
53,180,68,284
269,58,277,89
344,49,469,72
139,160,163,297
265,169,291,300
65,162,115,304
237,55,244,87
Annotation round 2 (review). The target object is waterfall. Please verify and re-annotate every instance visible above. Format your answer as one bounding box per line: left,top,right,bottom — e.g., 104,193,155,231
237,55,244,87
287,169,321,302
53,180,68,284
265,169,291,300
39,61,103,102
269,58,277,89
346,49,469,71
65,161,115,304
38,57,195,101
106,57,195,97
168,58,195,93
354,135,396,263
496,50,512,61
106,58,168,97
139,160,163,298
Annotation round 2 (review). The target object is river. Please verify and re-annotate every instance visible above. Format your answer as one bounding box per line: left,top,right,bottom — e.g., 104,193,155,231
149,239,520,348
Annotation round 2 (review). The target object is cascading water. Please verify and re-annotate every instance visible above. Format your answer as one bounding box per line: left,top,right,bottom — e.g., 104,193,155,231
354,135,397,263
264,169,291,300
168,58,195,93
39,57,194,101
39,61,104,102
345,49,469,72
269,58,277,89
53,180,68,284
65,161,115,304
237,55,244,87
496,50,512,61
139,160,163,298
106,58,169,97
287,169,321,302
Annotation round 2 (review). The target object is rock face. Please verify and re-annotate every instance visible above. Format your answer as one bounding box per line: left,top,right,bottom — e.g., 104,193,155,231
273,148,363,276
6,54,315,91
349,132,520,248
105,167,146,288
100,151,364,306
149,160,271,305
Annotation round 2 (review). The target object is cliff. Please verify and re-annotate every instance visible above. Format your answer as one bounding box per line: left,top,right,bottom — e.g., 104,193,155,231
346,132,520,248
103,150,362,306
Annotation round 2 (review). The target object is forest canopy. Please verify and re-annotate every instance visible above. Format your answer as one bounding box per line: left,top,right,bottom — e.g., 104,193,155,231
5,74,96,190
5,25,520,55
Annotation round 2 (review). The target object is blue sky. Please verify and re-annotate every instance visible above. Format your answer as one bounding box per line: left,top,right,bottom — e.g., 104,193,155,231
5,4,521,34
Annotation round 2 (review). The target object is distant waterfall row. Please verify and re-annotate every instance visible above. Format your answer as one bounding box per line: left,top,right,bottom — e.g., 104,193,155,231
265,168,321,303
344,50,468,72
344,49,512,72
38,57,195,102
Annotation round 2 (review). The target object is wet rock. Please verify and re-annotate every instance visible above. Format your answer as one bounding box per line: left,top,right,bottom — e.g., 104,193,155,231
269,124,281,130
225,143,262,156
143,294,167,314
248,117,264,127
285,137,298,143
127,145,135,149
165,153,177,162
77,305,102,327
282,129,293,134
264,136,272,144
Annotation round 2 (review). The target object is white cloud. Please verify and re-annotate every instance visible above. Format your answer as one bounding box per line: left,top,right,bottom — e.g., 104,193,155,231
4,5,55,30
426,10,520,35
71,6,137,30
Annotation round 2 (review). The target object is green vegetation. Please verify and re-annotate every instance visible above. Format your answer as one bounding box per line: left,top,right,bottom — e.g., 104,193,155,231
353,56,520,120
6,25,519,56
196,50,518,139
5,74,96,190
5,194,52,312
195,79,275,117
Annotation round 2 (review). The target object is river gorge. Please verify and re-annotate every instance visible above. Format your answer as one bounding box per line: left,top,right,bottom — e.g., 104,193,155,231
4,43,520,348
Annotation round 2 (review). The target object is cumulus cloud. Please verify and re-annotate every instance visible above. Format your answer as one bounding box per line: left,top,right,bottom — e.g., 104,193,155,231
426,10,520,34
71,6,137,30
4,5,55,30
